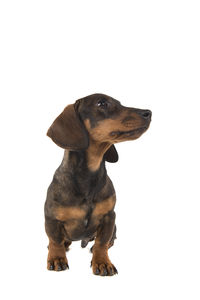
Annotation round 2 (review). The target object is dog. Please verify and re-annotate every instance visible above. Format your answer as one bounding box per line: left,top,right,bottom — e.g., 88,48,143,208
44,93,151,276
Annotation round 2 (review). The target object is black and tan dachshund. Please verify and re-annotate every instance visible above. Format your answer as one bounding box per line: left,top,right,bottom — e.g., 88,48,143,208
45,94,152,276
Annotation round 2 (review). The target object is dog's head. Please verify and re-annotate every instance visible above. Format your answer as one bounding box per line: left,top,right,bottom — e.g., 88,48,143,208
47,94,152,162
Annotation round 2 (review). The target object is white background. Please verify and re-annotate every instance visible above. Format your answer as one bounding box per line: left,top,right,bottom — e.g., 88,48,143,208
0,0,199,299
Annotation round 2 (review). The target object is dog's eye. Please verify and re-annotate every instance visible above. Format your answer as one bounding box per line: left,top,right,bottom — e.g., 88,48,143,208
97,99,108,108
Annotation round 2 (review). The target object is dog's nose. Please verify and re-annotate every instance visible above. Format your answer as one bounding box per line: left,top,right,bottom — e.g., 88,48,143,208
138,109,152,119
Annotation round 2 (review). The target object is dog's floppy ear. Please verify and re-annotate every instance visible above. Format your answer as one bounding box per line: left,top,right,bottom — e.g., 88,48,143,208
47,104,89,150
104,145,118,163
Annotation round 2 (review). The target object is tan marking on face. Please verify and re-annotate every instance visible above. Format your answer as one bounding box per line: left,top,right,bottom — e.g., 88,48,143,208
84,115,142,171
84,119,91,131
93,195,116,217
55,206,86,222
84,118,120,142
85,118,118,171
84,114,143,144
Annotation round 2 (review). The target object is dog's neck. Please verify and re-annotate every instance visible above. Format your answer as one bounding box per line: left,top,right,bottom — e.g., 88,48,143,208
61,141,110,173
86,140,111,172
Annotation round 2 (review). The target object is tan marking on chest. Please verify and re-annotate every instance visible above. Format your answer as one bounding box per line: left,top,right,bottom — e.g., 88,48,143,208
55,206,86,222
93,196,116,217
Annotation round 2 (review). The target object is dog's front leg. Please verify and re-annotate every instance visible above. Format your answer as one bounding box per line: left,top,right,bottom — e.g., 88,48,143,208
45,218,70,271
91,211,118,276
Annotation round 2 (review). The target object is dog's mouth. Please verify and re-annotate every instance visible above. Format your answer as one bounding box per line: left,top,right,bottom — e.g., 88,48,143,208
110,126,148,139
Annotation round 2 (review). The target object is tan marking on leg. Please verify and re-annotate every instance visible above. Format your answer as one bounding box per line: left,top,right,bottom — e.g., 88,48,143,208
91,241,117,276
47,239,68,271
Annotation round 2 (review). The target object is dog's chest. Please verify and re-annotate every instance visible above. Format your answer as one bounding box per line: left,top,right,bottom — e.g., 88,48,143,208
60,202,97,240
55,196,115,240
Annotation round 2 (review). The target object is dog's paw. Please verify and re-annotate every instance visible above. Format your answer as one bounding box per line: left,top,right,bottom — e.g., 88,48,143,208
47,257,69,271
91,259,118,276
